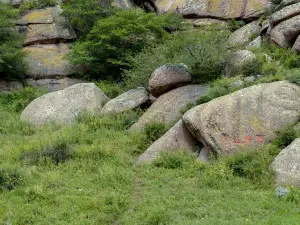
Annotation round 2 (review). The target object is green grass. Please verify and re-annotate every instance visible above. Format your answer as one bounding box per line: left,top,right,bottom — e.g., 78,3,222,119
0,88,300,225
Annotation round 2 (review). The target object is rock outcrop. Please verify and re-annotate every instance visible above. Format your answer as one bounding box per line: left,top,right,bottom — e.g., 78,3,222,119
183,81,300,155
130,85,207,131
137,119,198,163
18,6,76,46
272,138,300,187
155,0,270,20
225,50,256,77
101,87,148,115
148,64,191,97
21,83,109,125
228,21,261,48
24,44,76,79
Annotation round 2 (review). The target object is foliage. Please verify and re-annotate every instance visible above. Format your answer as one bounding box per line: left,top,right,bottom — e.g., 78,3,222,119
95,80,126,98
124,28,230,88
61,0,113,38
227,19,246,32
272,124,299,150
153,150,195,169
0,3,26,80
0,167,23,191
19,0,57,14
20,141,75,166
69,9,182,80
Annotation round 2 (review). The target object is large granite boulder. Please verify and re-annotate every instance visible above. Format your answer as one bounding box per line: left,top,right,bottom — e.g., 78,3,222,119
155,0,270,19
130,85,207,131
21,83,109,125
270,2,300,28
183,81,300,155
26,77,87,92
228,21,261,48
24,43,76,78
101,87,148,115
18,6,76,46
272,138,300,187
225,50,256,77
193,18,227,27
148,64,191,97
137,120,198,163
270,15,300,47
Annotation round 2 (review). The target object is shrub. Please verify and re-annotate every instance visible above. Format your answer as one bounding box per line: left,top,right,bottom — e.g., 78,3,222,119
21,141,75,165
227,19,246,32
0,167,23,191
124,28,230,88
61,0,113,38
68,9,182,80
144,123,168,143
19,0,57,14
0,3,26,80
272,124,299,150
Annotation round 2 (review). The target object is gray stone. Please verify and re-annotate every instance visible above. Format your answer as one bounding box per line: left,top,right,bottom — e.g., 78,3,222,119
270,2,300,28
0,80,23,93
228,21,261,48
137,119,198,164
272,139,300,187
20,83,109,125
130,85,207,131
225,50,256,77
271,15,300,48
246,36,262,49
26,77,87,92
148,64,191,97
193,18,227,27
292,35,300,52
24,43,76,78
183,81,300,155
101,87,148,115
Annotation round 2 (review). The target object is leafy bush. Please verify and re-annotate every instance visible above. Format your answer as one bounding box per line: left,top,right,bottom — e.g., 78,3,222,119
144,123,168,143
21,141,75,165
272,124,299,150
68,9,182,80
19,0,57,14
227,19,245,32
0,167,23,191
0,87,44,113
0,3,26,80
124,28,230,88
61,0,113,38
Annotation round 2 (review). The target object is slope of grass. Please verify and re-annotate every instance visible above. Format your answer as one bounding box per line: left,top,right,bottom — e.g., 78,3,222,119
0,88,300,225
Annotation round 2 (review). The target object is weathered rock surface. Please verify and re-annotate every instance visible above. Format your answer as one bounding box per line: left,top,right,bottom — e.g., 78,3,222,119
193,18,227,27
293,35,300,52
270,2,300,27
148,64,191,97
246,36,262,49
225,50,256,77
26,77,87,92
183,81,300,155
24,43,76,78
228,21,261,48
155,0,270,19
272,138,300,187
130,85,207,131
271,15,300,47
137,120,198,163
19,6,76,46
21,83,109,125
0,80,23,93
101,87,148,115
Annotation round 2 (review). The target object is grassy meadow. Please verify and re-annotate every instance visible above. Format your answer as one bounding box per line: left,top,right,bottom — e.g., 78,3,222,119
0,87,300,225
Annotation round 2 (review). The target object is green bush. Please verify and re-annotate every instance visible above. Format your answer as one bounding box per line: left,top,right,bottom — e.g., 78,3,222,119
272,125,299,150
68,9,182,80
19,0,57,14
0,3,26,80
21,141,75,165
227,19,245,32
61,0,113,38
0,167,23,191
124,28,230,88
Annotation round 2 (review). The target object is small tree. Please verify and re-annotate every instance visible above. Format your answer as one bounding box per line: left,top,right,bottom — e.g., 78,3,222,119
68,9,182,80
0,3,26,80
